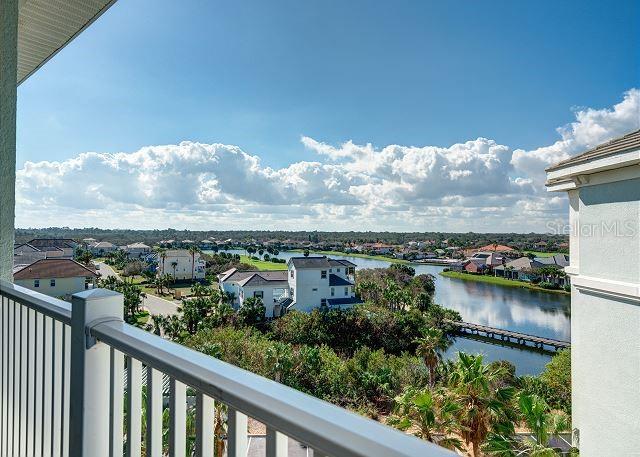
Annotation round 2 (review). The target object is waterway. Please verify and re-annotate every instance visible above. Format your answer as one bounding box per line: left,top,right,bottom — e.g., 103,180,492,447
216,249,571,375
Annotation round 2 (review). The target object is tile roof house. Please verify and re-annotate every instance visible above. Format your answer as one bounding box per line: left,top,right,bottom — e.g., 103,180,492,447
218,269,289,317
13,258,98,299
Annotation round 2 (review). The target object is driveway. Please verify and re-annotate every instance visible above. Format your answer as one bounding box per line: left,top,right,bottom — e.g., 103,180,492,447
96,261,179,316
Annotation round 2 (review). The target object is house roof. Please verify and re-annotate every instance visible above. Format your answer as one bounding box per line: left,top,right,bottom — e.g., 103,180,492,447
329,274,353,287
535,254,570,267
91,241,116,248
238,271,289,287
328,259,356,268
476,244,514,252
13,259,98,280
14,243,41,252
288,256,333,269
17,0,118,84
27,238,75,249
127,242,150,249
546,129,640,172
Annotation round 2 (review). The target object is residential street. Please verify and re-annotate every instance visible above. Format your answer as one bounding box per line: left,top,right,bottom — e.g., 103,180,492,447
96,262,180,316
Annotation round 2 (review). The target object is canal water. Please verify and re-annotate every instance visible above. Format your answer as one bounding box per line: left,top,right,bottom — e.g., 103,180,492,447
215,249,571,375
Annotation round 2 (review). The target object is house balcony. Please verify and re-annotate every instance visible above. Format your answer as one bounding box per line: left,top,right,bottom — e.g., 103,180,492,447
0,280,454,457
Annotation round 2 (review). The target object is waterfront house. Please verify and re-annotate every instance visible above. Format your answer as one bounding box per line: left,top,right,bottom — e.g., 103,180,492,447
287,256,360,312
494,256,543,281
13,258,98,299
218,268,290,316
546,128,640,455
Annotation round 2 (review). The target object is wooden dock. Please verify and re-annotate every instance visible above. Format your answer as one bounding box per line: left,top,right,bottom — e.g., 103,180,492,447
444,319,570,352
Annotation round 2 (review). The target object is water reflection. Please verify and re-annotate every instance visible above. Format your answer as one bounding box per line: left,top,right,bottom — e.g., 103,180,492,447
215,249,571,375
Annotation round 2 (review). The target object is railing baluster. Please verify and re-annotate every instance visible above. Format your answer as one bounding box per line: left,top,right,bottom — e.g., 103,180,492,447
0,297,5,456
227,407,248,457
266,427,288,457
8,299,14,457
110,348,124,457
18,303,26,457
195,392,214,457
61,324,71,457
126,357,142,457
52,319,63,457
33,311,42,457
42,314,52,457
26,307,35,456
146,366,163,457
169,378,186,457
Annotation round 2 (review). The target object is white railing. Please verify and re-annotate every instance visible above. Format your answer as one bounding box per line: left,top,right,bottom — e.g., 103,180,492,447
0,280,455,457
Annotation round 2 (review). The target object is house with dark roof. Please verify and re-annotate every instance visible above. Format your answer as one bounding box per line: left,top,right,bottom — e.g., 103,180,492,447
24,238,76,259
287,256,361,312
218,268,290,317
13,258,98,299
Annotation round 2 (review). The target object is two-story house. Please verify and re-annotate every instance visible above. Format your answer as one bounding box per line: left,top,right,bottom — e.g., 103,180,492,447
218,268,289,316
287,256,360,312
158,249,206,280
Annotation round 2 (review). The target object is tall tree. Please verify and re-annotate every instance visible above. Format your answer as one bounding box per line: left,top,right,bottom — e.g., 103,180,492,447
414,328,447,387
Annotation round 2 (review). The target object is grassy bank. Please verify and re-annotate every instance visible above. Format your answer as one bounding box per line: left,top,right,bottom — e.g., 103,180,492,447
240,255,288,270
291,249,410,264
440,270,570,295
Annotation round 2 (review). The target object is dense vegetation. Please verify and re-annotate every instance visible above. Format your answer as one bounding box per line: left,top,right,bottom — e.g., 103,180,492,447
15,227,567,249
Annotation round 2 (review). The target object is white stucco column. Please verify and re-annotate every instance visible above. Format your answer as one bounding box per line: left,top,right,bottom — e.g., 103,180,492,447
0,0,18,281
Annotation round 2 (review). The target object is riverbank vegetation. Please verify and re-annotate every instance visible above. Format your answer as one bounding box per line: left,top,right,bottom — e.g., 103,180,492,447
440,270,571,295
142,263,572,456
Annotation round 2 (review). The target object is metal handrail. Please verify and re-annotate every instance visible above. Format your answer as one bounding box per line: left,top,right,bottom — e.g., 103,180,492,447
91,319,455,457
0,279,71,325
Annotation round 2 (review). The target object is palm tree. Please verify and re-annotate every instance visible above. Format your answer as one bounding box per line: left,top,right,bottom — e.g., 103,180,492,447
517,393,570,455
414,328,447,387
171,261,178,282
154,247,167,274
389,387,462,450
188,245,201,282
447,353,516,457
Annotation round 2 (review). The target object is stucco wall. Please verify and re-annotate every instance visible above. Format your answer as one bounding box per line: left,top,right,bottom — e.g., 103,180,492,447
290,267,330,312
15,276,88,298
571,287,640,455
578,178,640,283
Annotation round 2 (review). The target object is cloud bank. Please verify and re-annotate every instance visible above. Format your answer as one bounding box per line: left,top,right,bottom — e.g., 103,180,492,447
16,89,640,232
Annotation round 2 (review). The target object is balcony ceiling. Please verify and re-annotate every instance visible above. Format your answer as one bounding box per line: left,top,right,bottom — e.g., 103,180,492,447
17,0,117,84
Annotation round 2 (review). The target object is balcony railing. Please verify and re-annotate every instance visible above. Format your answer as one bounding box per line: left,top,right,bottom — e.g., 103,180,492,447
0,280,455,457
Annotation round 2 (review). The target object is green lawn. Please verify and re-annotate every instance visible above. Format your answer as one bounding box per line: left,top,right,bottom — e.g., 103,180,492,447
439,270,570,295
290,249,410,264
240,255,288,270
523,251,563,258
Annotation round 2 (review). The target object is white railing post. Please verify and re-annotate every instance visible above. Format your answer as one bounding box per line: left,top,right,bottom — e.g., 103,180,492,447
69,289,123,457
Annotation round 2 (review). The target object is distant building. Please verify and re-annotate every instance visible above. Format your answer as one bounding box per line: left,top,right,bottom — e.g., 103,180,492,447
158,249,205,281
13,258,98,299
24,238,75,259
287,257,360,312
218,269,289,317
124,242,151,258
88,241,118,256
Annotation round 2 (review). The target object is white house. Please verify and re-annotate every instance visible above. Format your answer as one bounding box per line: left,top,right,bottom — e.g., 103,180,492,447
158,249,205,281
287,256,360,312
218,268,289,317
546,129,640,456
13,258,98,300
124,242,151,258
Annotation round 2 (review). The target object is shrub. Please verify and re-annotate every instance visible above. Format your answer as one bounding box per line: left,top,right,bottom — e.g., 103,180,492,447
539,281,561,290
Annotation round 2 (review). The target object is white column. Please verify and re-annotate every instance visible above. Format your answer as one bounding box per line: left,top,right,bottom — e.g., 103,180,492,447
0,0,17,282
68,288,123,457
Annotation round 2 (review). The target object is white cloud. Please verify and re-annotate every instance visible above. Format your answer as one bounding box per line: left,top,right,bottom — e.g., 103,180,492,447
16,88,640,231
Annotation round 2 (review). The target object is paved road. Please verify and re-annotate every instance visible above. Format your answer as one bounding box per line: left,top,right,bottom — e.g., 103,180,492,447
96,262,180,316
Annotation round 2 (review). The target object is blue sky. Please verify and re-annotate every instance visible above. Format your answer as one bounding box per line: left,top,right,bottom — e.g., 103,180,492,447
15,0,639,231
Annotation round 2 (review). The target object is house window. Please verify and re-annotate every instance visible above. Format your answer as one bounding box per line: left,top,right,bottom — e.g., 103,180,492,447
34,279,39,288
312,288,318,292
344,287,348,296
331,287,335,296
321,270,327,279
290,269,294,278
50,279,56,287
320,298,327,307
337,268,341,273
254,291,264,299
329,268,332,273
291,288,295,297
